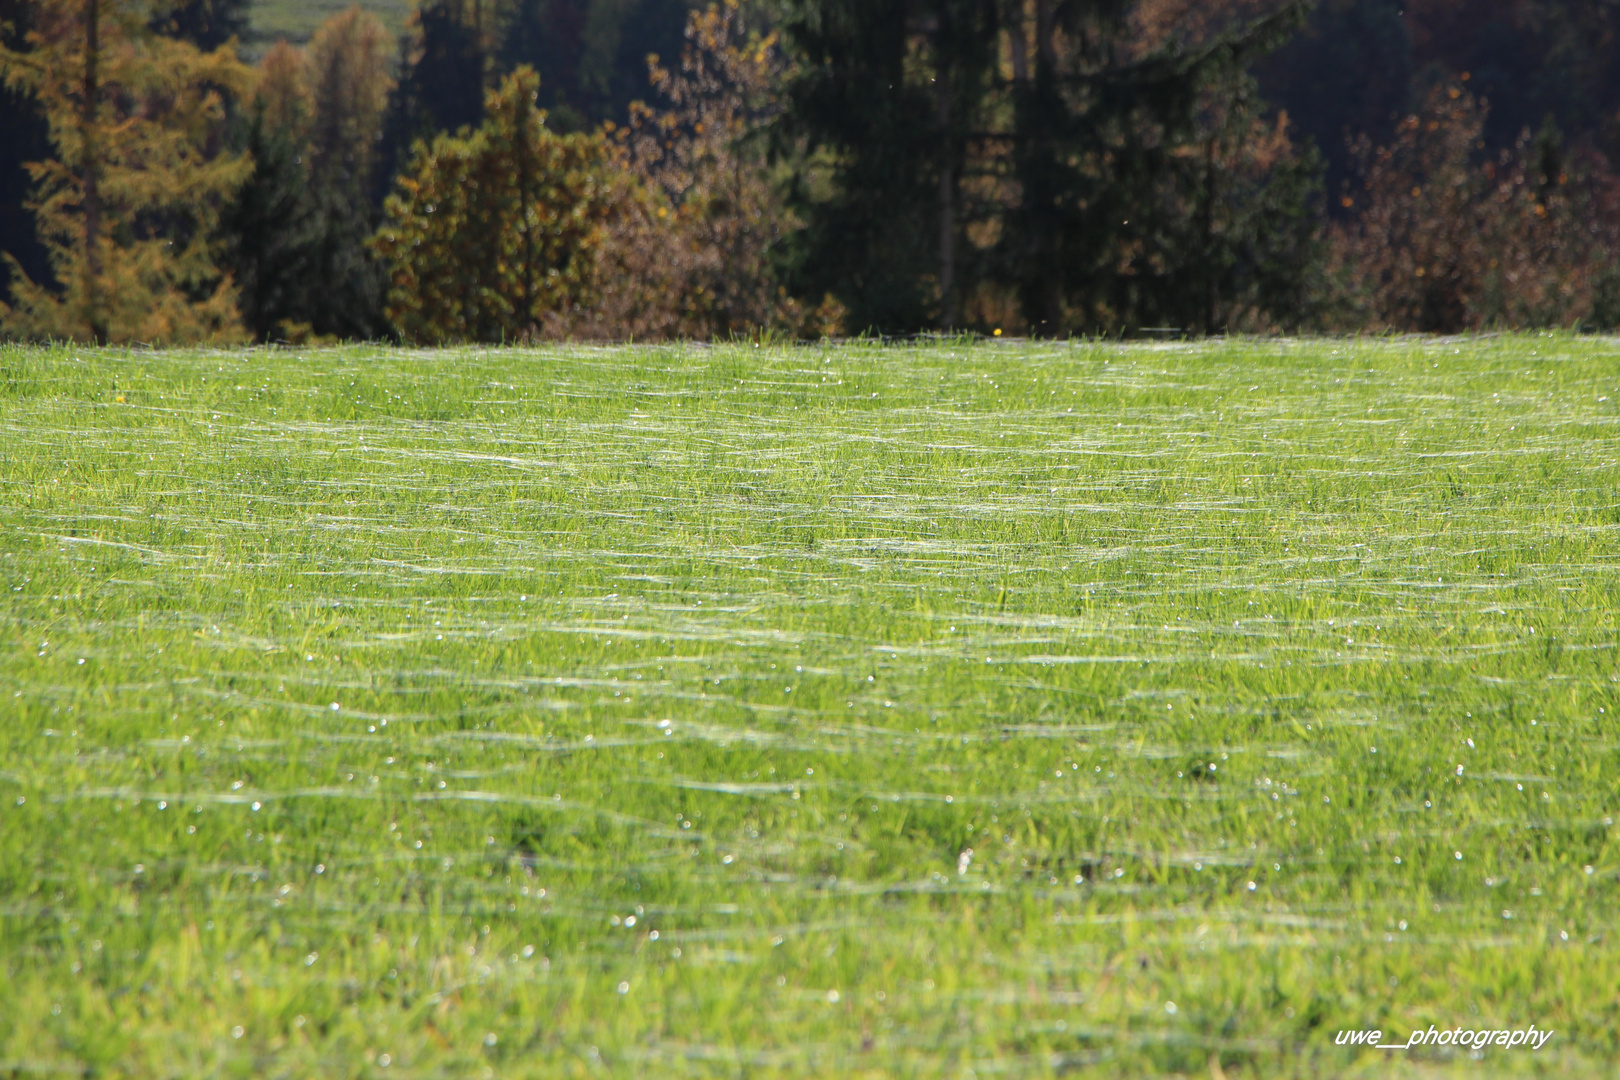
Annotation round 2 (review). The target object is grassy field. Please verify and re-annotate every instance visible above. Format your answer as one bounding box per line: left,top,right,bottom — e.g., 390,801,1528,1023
1,336,1617,1078
243,0,412,58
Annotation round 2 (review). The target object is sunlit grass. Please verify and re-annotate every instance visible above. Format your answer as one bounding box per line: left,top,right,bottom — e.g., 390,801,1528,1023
243,0,410,57
1,335,1617,1077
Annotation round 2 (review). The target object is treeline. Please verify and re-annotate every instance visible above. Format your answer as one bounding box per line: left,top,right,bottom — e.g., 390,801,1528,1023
1,0,1619,342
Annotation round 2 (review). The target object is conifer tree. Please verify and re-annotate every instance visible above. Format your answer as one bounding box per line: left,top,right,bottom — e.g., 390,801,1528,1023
0,0,252,343
497,0,699,128
306,7,392,193
303,7,393,337
780,0,996,331
150,0,248,51
220,14,395,341
253,38,313,139
379,0,492,192
779,0,1319,335
497,0,589,126
372,67,620,342
220,96,324,340
0,0,52,306
1001,1,1314,334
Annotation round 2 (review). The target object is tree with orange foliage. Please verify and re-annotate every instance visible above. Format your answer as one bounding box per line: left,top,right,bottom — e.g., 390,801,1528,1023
220,7,395,341
567,0,808,339
372,67,621,342
1329,83,1620,332
0,0,251,343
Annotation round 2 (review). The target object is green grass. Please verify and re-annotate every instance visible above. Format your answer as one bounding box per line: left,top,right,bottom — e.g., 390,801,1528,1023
242,0,412,58
1,336,1617,1078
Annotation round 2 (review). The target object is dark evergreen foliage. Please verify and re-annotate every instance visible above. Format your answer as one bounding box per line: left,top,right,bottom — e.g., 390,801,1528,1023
780,0,1320,335
403,0,488,135
498,0,591,127
222,109,392,340
0,0,51,305
220,111,322,340
150,0,250,50
378,0,490,200
1007,4,1315,334
497,0,697,128
780,0,996,331
1255,0,1411,214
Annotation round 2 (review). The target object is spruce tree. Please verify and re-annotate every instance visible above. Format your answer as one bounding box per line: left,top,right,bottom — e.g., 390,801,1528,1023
497,0,698,127
372,67,620,342
496,0,590,126
150,0,249,51
0,0,252,343
219,103,324,340
220,14,394,341
379,0,491,195
0,0,51,306
779,0,996,332
779,0,1320,335
1003,3,1315,333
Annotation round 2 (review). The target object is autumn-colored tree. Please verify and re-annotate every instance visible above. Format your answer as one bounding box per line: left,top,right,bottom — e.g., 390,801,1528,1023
559,0,805,339
252,39,313,138
0,0,252,343
306,7,392,193
1328,84,1620,332
372,66,621,342
220,10,395,341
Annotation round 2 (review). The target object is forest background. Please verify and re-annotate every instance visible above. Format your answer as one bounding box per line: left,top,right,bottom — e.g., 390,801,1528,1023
2,0,1620,343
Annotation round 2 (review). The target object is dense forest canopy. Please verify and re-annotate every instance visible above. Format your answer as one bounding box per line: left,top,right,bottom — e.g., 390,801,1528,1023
2,0,1618,338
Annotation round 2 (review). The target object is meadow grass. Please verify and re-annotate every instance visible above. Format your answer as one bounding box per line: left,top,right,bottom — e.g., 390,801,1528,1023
1,335,1617,1078
242,0,412,57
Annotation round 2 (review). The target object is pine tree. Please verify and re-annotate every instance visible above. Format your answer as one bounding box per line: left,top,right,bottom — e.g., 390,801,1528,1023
219,14,395,341
219,100,325,340
379,0,492,195
780,0,1319,335
150,0,248,51
372,67,621,342
779,0,997,332
0,0,252,343
497,0,700,128
497,0,589,126
0,0,52,306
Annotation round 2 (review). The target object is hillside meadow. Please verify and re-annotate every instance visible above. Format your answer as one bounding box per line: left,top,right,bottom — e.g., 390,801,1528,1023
1,336,1617,1077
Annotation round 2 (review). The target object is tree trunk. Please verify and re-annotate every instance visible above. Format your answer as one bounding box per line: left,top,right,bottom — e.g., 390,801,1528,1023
1006,0,1028,83
937,77,955,329
81,0,105,344
1025,0,1061,334
1203,136,1217,335
1033,0,1054,70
